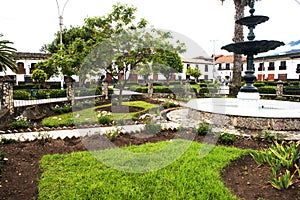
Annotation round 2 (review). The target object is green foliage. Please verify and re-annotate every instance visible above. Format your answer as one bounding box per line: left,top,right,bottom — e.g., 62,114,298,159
144,121,162,134
217,132,237,145
0,138,16,144
251,141,300,190
36,89,49,99
256,130,285,142
42,101,158,127
13,90,31,100
197,122,212,136
0,34,17,72
51,104,72,114
258,86,276,94
97,115,112,125
9,115,31,129
284,86,300,95
39,140,248,199
270,168,298,190
162,100,178,109
49,89,67,98
42,114,75,128
186,66,202,82
105,126,122,141
32,69,48,83
253,81,265,88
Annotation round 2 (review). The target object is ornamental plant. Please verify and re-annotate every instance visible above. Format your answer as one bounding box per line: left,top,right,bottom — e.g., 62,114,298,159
97,111,113,125
251,141,300,190
197,122,212,136
105,126,122,141
9,115,32,130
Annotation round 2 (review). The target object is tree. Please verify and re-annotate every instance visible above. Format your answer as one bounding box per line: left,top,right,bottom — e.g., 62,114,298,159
39,3,147,80
32,69,47,88
0,34,17,73
186,66,202,82
220,0,259,96
84,27,186,104
153,49,184,85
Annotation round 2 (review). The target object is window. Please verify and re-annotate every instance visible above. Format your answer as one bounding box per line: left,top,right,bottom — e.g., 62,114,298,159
258,63,264,71
17,62,25,74
204,75,208,80
268,62,275,70
279,61,287,70
30,63,36,74
205,65,208,72
218,63,222,70
225,63,230,70
296,64,300,73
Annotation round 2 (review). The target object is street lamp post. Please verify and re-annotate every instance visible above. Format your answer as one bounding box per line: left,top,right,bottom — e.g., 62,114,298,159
55,0,70,49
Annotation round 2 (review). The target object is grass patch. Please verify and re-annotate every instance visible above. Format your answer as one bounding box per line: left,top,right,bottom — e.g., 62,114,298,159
39,140,249,199
42,101,159,127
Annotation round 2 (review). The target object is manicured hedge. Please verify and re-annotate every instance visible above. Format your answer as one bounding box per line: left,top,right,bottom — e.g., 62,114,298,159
284,86,300,95
49,89,67,98
258,86,276,94
13,90,31,100
253,82,265,88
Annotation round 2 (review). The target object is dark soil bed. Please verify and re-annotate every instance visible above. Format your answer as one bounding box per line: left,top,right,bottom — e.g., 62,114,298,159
0,131,299,200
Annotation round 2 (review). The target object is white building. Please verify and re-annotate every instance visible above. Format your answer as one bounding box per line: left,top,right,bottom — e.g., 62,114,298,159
0,52,63,85
215,52,300,82
181,56,214,81
253,52,300,81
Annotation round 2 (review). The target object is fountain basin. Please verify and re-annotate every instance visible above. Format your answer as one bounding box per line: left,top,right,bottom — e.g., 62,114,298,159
186,98,300,132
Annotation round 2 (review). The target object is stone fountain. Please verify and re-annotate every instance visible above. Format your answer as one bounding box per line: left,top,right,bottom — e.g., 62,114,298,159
185,0,300,139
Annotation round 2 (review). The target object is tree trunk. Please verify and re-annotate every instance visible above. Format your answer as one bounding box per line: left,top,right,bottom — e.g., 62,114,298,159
229,0,245,97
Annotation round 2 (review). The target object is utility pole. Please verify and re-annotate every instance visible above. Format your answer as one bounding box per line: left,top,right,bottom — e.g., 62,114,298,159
55,0,70,49
210,40,218,82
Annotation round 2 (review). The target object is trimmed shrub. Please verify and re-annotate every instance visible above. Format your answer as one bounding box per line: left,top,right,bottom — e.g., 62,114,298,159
199,87,209,94
253,81,265,88
145,121,162,134
36,89,49,99
264,81,277,86
98,115,112,125
13,84,36,90
197,123,212,136
49,89,66,98
258,86,276,94
217,132,237,145
288,81,300,86
13,90,31,100
284,86,300,95
153,86,172,93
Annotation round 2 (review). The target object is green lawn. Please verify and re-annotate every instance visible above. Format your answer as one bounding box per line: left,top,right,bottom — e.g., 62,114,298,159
39,140,250,200
42,101,159,127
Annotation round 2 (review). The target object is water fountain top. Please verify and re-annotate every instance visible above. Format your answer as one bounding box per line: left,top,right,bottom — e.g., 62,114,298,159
221,0,284,96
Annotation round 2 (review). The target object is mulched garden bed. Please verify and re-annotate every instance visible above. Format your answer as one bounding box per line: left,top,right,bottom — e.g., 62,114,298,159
1,131,299,200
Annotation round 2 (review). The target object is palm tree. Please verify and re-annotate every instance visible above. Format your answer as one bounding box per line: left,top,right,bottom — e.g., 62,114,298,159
0,34,17,74
220,0,257,96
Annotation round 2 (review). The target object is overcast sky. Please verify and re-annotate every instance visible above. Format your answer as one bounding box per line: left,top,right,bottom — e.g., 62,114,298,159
1,0,300,57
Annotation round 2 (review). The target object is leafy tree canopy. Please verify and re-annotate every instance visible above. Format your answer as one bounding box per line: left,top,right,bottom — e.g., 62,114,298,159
0,34,17,73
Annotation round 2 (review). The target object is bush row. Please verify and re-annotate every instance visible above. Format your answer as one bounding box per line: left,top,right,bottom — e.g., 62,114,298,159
13,89,67,100
14,84,64,90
